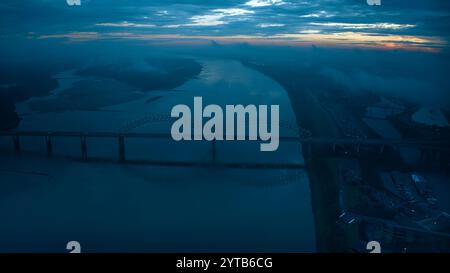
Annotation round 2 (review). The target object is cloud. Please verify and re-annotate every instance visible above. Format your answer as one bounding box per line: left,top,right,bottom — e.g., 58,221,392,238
257,23,285,28
321,68,447,107
310,22,416,30
38,32,99,40
11,0,446,51
188,14,227,26
37,31,446,52
274,31,443,47
300,11,334,18
244,0,285,8
163,24,183,28
95,21,156,28
300,30,321,34
187,8,254,27
156,10,169,16
0,0,448,52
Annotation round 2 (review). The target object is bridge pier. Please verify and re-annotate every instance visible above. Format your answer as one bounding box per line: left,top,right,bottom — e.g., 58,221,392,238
81,136,88,160
118,136,126,162
379,144,385,155
212,139,217,166
45,135,53,157
420,147,428,165
436,150,441,161
12,135,20,153
306,143,312,160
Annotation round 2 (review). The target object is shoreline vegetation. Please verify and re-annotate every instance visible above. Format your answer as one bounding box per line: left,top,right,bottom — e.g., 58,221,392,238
76,57,202,91
0,64,60,130
243,60,346,252
28,58,202,113
0,94,20,130
0,57,203,124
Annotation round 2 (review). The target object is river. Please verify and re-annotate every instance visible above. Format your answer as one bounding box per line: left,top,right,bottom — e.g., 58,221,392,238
0,58,316,252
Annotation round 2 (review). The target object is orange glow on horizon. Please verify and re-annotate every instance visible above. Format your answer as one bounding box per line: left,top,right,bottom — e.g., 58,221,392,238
36,31,447,53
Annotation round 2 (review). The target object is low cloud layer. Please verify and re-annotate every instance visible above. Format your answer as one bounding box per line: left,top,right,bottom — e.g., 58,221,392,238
0,0,449,50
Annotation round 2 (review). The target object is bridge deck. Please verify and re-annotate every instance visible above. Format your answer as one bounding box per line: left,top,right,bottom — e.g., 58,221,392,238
0,131,448,146
0,131,448,169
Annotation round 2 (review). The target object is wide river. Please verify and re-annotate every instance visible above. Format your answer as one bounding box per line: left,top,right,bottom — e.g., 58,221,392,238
0,59,316,252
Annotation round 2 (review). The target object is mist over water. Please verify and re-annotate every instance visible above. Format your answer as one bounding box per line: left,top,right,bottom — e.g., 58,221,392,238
3,39,449,108
1,0,450,254
0,51,316,252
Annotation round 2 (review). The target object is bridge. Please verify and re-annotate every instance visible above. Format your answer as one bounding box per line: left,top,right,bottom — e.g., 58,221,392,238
0,131,448,169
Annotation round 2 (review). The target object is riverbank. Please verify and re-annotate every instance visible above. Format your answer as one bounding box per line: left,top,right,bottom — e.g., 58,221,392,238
243,60,347,252
0,94,20,130
0,64,62,130
0,58,316,252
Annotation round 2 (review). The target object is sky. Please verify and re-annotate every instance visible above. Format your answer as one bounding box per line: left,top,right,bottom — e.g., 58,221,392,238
1,0,450,51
